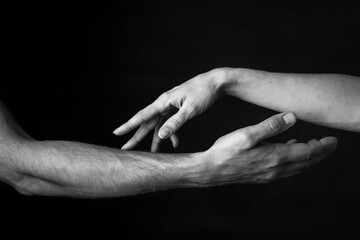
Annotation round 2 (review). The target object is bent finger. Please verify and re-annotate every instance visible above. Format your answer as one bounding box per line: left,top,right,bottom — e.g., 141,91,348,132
121,116,160,150
158,107,189,139
151,116,167,152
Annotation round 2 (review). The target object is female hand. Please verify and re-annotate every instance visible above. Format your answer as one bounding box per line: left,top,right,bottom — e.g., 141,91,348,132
113,68,229,151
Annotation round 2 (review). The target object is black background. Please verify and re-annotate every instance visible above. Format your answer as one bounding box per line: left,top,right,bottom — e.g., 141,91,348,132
1,0,360,238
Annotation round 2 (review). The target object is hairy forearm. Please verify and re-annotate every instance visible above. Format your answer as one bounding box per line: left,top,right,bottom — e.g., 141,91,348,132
221,68,360,132
14,140,204,198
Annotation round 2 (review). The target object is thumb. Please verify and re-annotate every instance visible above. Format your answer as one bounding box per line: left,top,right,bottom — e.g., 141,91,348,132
158,107,190,139
243,112,297,149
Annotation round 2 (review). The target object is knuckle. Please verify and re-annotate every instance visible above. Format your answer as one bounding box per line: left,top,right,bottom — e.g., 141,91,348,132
299,144,312,162
159,92,170,102
268,145,283,166
137,110,145,122
170,118,182,129
262,171,277,182
137,109,144,116
240,132,255,149
268,118,283,133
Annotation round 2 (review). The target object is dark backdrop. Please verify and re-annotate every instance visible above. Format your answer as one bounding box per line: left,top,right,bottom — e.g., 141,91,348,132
1,1,360,238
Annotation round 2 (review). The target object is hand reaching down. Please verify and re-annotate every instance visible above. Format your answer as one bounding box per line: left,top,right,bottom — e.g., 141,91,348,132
113,68,228,151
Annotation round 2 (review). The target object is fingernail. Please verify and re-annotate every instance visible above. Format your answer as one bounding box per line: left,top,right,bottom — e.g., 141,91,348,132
283,112,296,125
121,143,128,150
159,129,170,139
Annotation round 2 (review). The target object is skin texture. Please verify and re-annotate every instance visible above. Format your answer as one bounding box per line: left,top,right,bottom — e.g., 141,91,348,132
0,100,337,197
113,68,360,151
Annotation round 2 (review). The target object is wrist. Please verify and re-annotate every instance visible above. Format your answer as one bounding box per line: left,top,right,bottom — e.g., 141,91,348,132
220,67,248,96
207,68,232,96
174,152,211,188
206,67,247,96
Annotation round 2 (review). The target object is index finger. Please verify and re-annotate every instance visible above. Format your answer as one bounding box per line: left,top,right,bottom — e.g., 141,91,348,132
113,101,165,135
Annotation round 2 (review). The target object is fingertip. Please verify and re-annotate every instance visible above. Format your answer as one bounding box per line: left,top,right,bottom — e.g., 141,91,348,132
321,136,338,145
282,112,297,126
319,137,338,152
159,128,171,139
121,141,132,150
113,128,119,135
113,125,125,135
170,135,179,148
121,144,127,150
151,143,159,152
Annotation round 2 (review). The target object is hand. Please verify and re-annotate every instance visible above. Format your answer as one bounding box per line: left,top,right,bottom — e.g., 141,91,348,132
113,68,228,151
192,112,337,185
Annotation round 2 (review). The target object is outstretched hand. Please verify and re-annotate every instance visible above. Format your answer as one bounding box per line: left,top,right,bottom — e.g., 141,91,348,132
113,69,228,151
195,112,338,185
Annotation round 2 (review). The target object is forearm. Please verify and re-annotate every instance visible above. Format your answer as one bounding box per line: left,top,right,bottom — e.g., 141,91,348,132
221,68,360,131
14,140,204,198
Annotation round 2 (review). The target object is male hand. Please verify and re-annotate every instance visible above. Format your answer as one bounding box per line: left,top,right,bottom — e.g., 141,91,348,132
113,68,228,151
191,112,337,185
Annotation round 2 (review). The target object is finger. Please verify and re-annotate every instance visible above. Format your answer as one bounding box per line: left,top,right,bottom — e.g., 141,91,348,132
121,116,160,150
113,101,165,136
242,112,297,149
151,113,169,152
278,143,335,179
158,107,190,139
170,134,179,148
286,139,297,144
151,125,162,152
307,136,338,159
279,136,338,163
277,138,337,179
151,116,166,152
